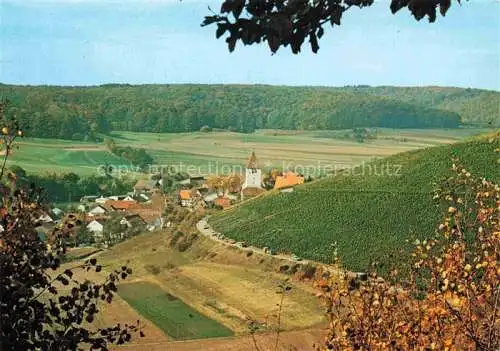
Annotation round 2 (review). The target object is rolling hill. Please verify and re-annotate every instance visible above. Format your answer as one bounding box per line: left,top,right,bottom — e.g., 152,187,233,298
332,85,500,126
209,135,500,274
3,84,499,141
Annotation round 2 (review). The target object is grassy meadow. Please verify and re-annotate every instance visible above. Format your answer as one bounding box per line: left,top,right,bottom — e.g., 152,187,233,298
118,282,234,340
6,128,489,177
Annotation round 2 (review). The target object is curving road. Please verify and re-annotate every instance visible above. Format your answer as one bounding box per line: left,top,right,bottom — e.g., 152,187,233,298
196,216,313,266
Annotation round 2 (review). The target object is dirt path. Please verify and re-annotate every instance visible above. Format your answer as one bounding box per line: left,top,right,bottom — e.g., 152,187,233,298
62,146,106,151
196,217,309,265
196,217,344,274
112,326,326,350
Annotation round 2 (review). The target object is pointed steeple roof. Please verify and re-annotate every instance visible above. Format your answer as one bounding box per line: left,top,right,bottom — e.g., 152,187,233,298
246,151,258,169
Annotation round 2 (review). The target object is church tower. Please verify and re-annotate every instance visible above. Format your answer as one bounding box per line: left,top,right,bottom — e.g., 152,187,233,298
242,151,262,189
241,151,264,200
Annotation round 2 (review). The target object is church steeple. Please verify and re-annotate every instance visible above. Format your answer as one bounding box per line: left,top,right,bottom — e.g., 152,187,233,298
246,151,258,169
241,151,264,200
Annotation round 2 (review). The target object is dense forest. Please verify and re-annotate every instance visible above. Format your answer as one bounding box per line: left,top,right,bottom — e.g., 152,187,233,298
1,84,497,140
334,85,500,126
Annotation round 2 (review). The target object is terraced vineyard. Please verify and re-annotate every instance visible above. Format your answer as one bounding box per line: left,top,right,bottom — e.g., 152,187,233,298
209,136,500,274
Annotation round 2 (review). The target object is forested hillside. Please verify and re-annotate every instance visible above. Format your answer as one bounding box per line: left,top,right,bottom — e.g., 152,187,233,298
0,84,488,140
335,85,500,126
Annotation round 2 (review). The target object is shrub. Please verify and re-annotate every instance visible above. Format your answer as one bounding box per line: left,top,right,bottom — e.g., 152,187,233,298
169,231,184,247
279,265,290,273
0,104,142,349
144,264,161,275
177,233,198,252
301,264,317,279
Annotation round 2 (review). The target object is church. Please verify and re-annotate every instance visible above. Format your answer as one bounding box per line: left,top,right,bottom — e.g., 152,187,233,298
241,151,266,200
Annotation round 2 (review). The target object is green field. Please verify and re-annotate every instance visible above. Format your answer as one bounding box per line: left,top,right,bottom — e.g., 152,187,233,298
6,141,129,176
6,128,489,176
118,282,234,340
209,135,500,274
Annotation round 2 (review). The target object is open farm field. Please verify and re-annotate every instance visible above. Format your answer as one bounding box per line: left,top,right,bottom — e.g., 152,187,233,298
118,282,233,340
57,228,328,349
95,230,326,334
6,128,488,176
6,140,124,175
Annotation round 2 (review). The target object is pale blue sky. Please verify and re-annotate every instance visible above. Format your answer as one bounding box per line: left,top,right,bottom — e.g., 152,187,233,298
1,0,499,89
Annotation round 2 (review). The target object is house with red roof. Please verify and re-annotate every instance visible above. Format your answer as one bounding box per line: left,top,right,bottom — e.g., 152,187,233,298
274,171,305,192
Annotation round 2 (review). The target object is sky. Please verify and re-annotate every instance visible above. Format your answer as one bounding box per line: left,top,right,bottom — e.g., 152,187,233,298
1,0,499,90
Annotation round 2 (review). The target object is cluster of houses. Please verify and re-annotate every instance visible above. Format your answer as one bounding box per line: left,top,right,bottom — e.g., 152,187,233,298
30,151,304,246
39,189,166,246
176,151,305,209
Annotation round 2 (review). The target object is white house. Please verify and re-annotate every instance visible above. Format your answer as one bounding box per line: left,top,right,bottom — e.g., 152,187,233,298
38,214,53,223
95,196,108,204
88,205,107,217
178,178,191,186
86,220,104,236
122,195,136,202
179,189,193,207
146,217,163,232
76,204,86,212
203,193,218,203
226,194,238,201
80,195,98,203
52,208,63,216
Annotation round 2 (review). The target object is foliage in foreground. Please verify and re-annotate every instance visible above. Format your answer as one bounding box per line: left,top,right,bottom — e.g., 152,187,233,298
315,161,499,350
0,106,142,350
204,0,463,54
210,137,499,274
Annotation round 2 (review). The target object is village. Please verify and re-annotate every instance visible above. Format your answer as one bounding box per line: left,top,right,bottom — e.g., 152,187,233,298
29,152,306,249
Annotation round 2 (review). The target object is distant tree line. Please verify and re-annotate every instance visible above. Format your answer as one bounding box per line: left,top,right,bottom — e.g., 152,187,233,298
104,138,153,171
1,84,497,140
8,165,134,203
